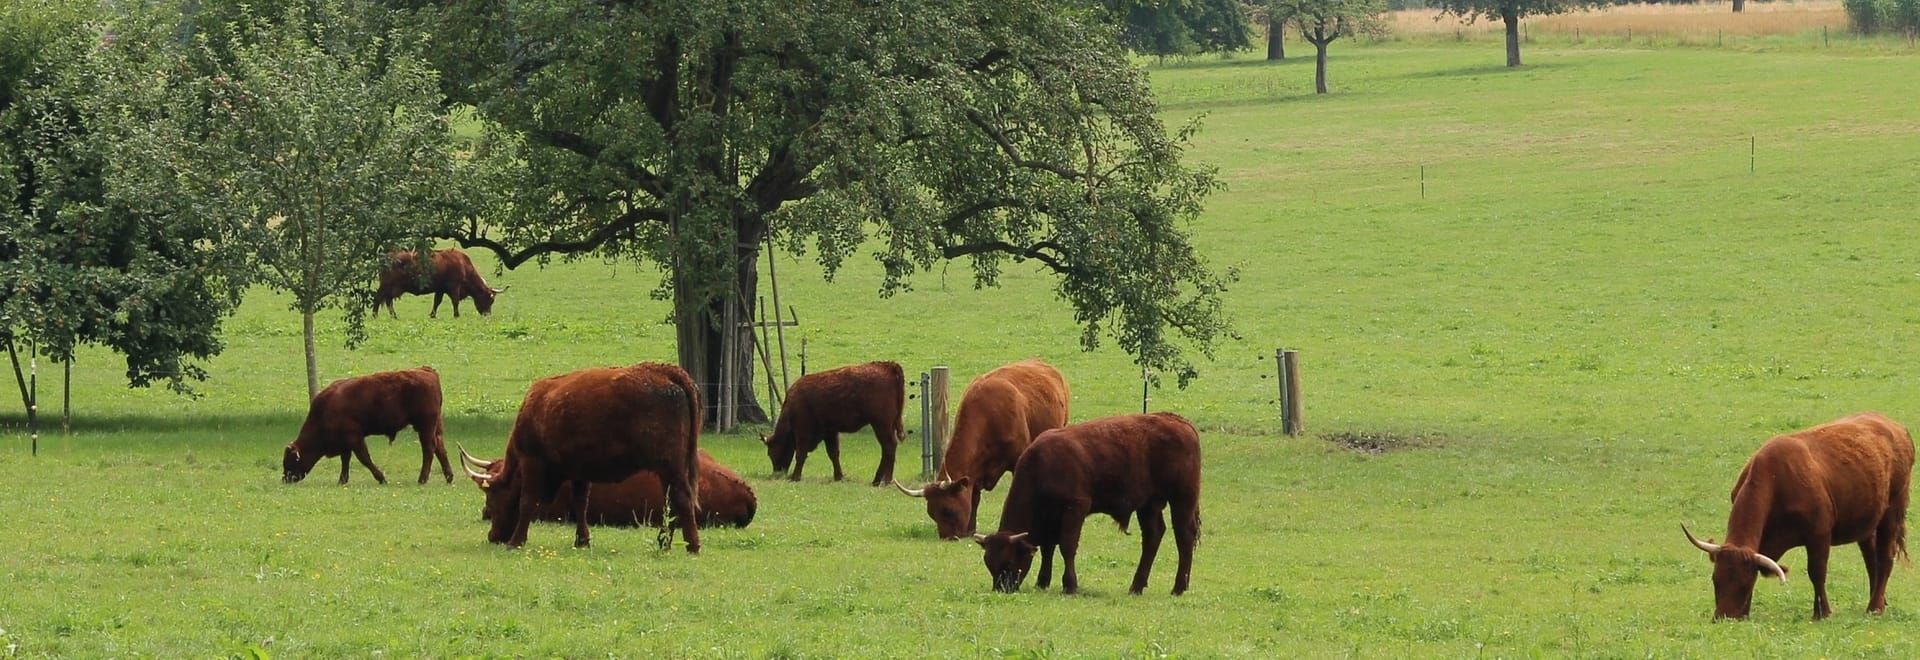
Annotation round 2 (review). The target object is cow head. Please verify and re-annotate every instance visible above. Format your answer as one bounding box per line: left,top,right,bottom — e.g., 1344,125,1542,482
281,442,316,483
461,444,518,542
894,477,974,540
761,431,796,475
700,460,758,529
473,286,507,316
1683,524,1789,620
974,531,1037,593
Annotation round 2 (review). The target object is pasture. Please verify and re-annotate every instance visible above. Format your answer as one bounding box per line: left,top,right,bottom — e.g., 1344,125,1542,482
4,38,1920,656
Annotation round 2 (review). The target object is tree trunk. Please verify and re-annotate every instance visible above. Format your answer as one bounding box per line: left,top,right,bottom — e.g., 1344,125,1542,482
1313,36,1331,94
1503,9,1522,67
672,222,772,430
302,308,319,399
1732,0,1745,13
1267,17,1286,60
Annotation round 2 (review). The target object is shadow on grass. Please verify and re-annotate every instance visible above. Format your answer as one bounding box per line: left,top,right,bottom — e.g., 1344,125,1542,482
1401,60,1565,79
0,411,514,437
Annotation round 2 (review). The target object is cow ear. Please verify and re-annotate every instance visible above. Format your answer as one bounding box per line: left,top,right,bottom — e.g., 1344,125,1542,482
952,476,971,489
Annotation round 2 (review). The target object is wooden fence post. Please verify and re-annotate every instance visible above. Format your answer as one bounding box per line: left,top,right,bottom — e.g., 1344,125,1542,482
1278,349,1303,436
929,367,950,477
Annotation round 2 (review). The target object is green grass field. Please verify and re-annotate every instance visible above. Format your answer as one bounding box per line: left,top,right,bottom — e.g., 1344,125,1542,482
5,39,1920,656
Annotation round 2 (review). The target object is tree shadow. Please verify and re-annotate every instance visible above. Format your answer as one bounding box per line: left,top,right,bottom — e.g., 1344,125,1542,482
1401,61,1566,79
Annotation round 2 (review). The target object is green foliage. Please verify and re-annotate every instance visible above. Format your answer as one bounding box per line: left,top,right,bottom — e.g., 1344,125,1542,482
399,0,1235,387
1845,0,1920,33
1,0,252,394
100,0,462,394
1109,0,1255,57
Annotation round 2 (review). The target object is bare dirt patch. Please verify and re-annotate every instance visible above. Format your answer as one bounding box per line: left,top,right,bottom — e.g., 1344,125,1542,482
1320,430,1444,454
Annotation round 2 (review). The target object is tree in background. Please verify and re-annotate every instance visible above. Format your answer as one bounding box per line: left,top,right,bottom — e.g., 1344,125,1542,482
2,0,254,418
1265,0,1387,93
1844,0,1920,33
394,0,1237,426
1250,4,1289,59
1430,0,1595,66
105,1,461,399
1111,0,1255,58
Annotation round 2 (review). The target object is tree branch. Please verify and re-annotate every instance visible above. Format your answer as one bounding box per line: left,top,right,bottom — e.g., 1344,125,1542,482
939,239,1075,277
963,108,1085,181
441,207,669,269
532,130,668,198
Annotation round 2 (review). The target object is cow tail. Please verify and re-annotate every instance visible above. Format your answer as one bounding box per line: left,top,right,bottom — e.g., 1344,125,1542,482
672,366,702,513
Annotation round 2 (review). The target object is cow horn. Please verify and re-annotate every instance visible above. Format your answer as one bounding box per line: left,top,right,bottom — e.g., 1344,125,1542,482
457,443,494,469
1681,524,1721,555
972,533,989,546
1009,532,1029,543
1754,554,1789,585
892,480,925,498
464,464,492,483
490,286,508,294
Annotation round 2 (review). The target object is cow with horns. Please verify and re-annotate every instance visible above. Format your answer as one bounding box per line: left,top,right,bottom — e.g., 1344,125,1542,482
374,248,507,318
761,361,908,486
466,362,703,552
281,366,451,485
1683,412,1914,620
895,359,1069,539
973,412,1202,595
464,446,757,528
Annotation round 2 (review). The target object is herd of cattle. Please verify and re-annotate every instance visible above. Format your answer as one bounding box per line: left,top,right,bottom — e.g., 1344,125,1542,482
303,248,1911,612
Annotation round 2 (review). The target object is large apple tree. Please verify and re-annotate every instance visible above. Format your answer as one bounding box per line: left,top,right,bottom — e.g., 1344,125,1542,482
397,0,1236,423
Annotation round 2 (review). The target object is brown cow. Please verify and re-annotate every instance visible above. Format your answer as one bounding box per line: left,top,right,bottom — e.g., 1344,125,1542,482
1683,412,1914,620
973,412,1202,595
373,248,506,318
761,361,907,486
465,447,756,528
281,366,451,485
467,363,702,552
895,359,1069,538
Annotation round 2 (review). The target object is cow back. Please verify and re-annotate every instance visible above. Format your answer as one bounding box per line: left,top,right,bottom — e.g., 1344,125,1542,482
296,366,443,453
1730,412,1915,548
508,363,700,485
942,359,1071,486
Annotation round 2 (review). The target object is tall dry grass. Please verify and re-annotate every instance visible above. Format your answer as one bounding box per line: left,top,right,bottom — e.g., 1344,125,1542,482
1390,0,1848,38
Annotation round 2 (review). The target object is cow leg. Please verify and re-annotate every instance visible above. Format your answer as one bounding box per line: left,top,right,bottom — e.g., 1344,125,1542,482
824,433,845,481
870,424,898,486
571,482,592,548
338,454,352,484
1863,524,1898,614
788,440,809,482
968,487,984,536
663,469,702,555
1805,541,1832,620
350,442,387,484
1057,509,1089,595
419,422,452,484
430,291,444,318
1130,507,1167,595
1170,496,1199,596
1035,543,1056,590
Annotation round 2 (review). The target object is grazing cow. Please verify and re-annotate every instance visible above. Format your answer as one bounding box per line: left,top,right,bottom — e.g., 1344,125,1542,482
281,366,451,485
761,361,907,486
973,412,1202,595
465,447,757,528
1683,412,1914,620
895,359,1069,538
373,248,507,318
466,362,702,552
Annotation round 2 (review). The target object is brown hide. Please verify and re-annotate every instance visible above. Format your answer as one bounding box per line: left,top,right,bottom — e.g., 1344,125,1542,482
479,449,756,528
908,359,1069,539
482,363,702,552
1687,412,1914,620
763,361,906,485
976,413,1201,596
373,249,503,318
281,366,450,485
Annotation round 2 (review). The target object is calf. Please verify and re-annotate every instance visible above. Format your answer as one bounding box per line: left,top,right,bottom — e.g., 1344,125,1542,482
374,248,506,318
467,362,702,552
281,366,451,485
467,447,756,528
974,412,1201,596
1683,412,1913,620
762,361,907,485
896,359,1068,538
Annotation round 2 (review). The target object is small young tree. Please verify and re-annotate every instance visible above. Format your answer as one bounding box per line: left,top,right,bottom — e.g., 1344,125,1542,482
1266,0,1387,93
3,0,255,417
112,1,459,398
